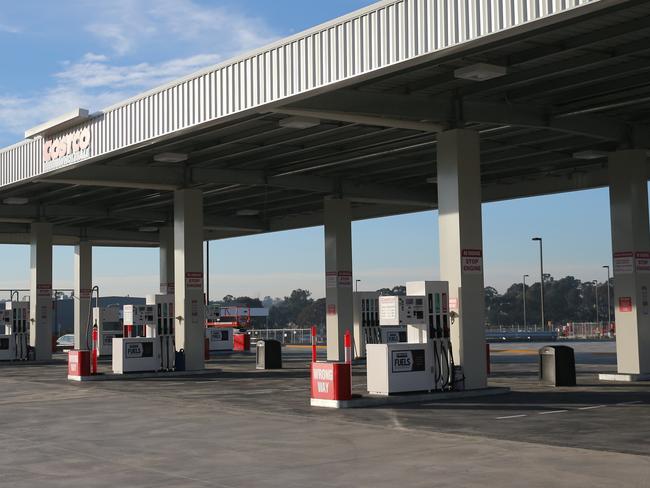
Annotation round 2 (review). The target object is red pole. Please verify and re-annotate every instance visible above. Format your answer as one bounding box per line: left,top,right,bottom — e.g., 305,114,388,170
344,330,352,365
91,325,98,375
311,326,317,363
344,329,352,386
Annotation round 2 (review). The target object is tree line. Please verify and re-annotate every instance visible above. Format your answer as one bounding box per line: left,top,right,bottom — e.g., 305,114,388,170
213,274,614,328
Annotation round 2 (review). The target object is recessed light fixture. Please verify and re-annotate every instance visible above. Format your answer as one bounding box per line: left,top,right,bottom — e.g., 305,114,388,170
278,116,321,129
138,226,159,232
454,63,507,81
3,197,29,205
236,209,260,216
426,177,437,184
153,152,188,163
573,150,607,160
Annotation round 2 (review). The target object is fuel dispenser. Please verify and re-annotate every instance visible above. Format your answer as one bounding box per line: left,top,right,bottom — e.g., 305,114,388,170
92,306,123,356
117,295,175,373
144,294,175,371
367,281,455,395
1,301,30,361
353,292,407,358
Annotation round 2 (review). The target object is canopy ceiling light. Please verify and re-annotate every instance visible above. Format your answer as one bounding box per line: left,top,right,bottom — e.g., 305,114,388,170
573,150,607,160
138,226,159,232
454,63,507,81
236,209,260,216
3,197,29,205
153,152,188,163
278,116,321,129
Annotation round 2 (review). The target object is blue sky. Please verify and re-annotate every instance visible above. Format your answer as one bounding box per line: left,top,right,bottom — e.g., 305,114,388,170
0,1,619,300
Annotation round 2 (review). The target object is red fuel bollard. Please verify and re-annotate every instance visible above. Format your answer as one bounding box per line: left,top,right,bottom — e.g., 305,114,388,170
344,330,352,365
311,326,317,363
91,324,98,375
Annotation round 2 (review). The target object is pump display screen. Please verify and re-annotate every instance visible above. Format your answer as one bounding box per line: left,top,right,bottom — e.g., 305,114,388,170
391,349,425,373
0,338,8,350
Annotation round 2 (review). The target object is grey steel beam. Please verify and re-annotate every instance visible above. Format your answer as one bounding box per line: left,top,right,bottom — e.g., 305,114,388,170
39,166,434,208
282,90,649,145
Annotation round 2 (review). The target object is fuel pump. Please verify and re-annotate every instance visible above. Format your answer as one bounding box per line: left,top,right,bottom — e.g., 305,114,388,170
368,281,455,395
405,281,454,390
145,294,175,371
92,305,122,356
4,301,30,361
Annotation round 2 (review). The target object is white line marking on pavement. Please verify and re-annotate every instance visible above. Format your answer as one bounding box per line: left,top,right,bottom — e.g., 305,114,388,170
616,400,643,405
538,410,568,415
578,405,606,410
496,414,527,419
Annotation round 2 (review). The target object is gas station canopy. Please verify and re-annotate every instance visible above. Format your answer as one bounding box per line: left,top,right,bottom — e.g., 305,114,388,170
0,0,648,245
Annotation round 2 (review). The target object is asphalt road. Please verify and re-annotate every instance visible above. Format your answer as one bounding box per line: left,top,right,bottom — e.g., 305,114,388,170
0,341,647,487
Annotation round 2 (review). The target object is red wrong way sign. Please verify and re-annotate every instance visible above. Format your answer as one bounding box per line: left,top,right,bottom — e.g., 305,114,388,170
461,249,483,275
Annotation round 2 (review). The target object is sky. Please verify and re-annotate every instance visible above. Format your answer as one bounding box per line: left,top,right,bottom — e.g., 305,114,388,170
0,0,622,300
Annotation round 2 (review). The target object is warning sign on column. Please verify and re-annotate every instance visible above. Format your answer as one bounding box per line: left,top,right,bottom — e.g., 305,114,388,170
614,252,634,274
338,271,352,287
635,252,650,274
326,272,337,288
36,284,52,297
461,249,483,275
619,296,633,313
185,272,204,288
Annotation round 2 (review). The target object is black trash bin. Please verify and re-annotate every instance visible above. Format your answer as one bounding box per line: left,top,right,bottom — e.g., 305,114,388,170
539,345,576,386
175,349,185,372
256,340,282,370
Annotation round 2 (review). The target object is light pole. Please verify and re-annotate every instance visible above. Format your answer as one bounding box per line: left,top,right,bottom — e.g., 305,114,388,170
205,240,210,304
532,237,545,331
593,280,599,326
355,279,361,293
523,274,529,331
603,265,611,330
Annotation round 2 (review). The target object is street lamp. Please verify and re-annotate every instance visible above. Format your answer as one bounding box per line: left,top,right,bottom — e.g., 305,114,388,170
532,237,545,331
523,274,529,331
593,280,599,326
355,279,361,293
603,265,611,329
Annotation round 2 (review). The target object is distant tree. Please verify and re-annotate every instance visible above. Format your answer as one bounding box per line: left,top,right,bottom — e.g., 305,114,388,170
296,298,326,327
484,275,614,326
267,289,315,327
376,286,406,296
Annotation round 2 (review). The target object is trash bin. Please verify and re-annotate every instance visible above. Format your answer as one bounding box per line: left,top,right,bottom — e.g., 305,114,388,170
256,340,282,370
175,349,186,372
539,345,576,386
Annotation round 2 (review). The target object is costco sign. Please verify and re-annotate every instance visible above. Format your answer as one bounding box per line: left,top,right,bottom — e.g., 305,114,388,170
43,128,91,170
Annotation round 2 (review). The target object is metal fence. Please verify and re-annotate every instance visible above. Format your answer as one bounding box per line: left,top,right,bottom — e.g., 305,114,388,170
486,323,615,340
249,328,324,345
561,322,615,340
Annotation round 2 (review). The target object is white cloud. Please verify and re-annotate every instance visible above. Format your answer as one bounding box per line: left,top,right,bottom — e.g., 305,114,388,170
84,0,276,56
55,53,222,90
0,0,278,144
0,18,20,34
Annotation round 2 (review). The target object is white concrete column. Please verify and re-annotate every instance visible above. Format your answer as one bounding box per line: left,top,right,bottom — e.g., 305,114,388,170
29,223,53,360
608,150,650,376
324,198,354,362
437,129,487,390
159,227,175,294
174,189,205,371
74,240,92,350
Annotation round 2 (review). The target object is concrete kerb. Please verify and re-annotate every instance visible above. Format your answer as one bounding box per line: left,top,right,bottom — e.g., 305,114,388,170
67,369,221,382
311,387,510,409
599,373,650,382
